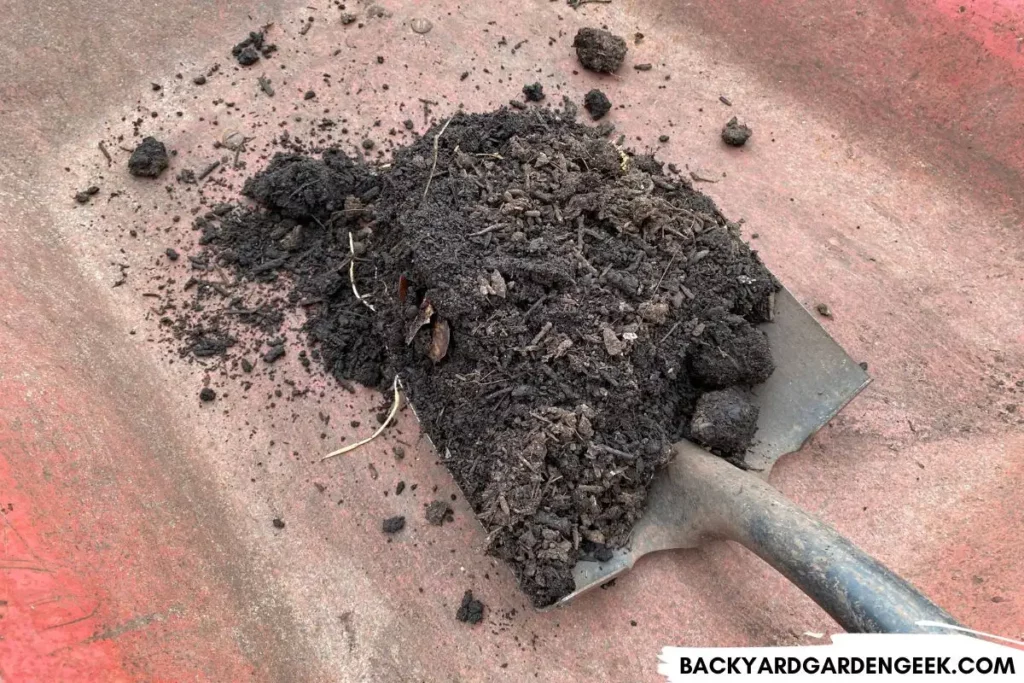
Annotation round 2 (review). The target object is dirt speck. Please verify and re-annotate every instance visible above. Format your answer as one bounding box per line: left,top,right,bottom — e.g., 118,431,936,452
199,387,216,402
522,82,545,102
382,515,406,533
263,345,285,363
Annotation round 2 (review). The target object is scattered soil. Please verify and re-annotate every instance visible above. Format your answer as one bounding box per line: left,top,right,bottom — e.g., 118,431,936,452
199,387,217,402
522,83,545,102
572,28,627,73
456,590,485,624
426,500,454,526
164,105,778,608
272,518,286,529
722,117,752,147
128,137,169,178
689,387,758,455
382,515,406,533
583,89,611,120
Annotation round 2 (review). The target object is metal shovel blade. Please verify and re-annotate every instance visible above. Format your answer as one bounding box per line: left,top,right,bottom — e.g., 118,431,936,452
556,286,871,605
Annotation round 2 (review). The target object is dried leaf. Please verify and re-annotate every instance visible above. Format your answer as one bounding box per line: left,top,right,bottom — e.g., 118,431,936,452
398,274,409,303
405,299,434,345
429,318,451,363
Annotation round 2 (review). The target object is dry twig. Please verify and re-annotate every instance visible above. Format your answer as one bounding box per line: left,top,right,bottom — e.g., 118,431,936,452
422,116,453,200
654,251,678,292
348,232,376,312
322,376,401,460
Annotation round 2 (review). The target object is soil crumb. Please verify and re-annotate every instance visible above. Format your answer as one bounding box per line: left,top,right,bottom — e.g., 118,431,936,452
426,500,454,526
721,117,752,147
128,137,169,178
160,105,778,608
583,89,612,120
199,387,216,402
456,590,485,624
689,387,759,455
382,515,406,533
573,28,627,73
522,82,545,102
75,186,99,204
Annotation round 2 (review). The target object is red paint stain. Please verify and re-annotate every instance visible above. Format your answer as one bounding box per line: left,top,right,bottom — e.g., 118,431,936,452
932,0,1024,66
0,454,131,681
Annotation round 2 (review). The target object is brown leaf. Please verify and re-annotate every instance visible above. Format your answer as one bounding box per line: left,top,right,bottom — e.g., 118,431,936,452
398,274,409,303
428,318,451,363
405,299,434,345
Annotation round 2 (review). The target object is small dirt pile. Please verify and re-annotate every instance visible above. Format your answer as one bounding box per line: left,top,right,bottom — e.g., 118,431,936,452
182,105,778,607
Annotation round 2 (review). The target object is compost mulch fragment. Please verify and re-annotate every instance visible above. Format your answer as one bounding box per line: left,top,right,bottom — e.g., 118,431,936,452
171,104,779,608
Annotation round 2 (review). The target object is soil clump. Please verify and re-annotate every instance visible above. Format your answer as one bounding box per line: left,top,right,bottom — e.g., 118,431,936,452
722,117,752,146
583,89,611,120
572,28,627,73
128,137,169,178
456,590,485,624
522,83,545,102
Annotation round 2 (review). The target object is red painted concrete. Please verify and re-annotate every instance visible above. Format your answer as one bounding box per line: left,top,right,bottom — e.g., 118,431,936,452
1,0,1021,680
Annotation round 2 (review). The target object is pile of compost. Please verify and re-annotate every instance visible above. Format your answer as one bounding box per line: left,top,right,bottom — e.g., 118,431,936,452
193,105,779,606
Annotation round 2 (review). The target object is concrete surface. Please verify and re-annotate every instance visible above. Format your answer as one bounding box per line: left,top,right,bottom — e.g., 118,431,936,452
0,0,1021,680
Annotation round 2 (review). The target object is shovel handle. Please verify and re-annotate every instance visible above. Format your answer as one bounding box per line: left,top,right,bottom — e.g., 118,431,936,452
675,443,960,633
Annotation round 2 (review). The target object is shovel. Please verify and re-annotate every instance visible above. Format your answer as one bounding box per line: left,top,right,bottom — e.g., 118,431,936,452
553,288,960,633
